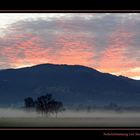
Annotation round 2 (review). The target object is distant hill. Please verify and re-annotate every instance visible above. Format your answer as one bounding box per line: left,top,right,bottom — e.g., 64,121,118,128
0,63,140,107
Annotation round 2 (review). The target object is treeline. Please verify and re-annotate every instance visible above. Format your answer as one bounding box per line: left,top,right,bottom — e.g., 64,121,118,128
24,94,64,117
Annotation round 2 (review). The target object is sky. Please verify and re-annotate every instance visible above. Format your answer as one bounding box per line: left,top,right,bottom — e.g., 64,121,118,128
0,13,140,80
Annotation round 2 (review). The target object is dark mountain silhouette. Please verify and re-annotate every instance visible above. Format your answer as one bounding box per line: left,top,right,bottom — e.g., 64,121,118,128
0,63,140,107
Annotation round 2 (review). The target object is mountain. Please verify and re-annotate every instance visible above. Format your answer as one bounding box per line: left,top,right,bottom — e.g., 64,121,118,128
0,63,140,107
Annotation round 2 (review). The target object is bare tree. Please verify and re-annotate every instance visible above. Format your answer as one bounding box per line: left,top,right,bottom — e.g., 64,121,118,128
24,94,64,117
48,100,63,118
24,97,35,111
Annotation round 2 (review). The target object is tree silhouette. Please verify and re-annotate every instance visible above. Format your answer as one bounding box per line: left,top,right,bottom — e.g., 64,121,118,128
35,94,52,115
48,100,63,117
24,97,35,111
87,105,91,112
24,94,64,117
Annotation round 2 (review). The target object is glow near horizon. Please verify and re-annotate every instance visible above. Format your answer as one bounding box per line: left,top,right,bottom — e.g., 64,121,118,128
0,13,139,80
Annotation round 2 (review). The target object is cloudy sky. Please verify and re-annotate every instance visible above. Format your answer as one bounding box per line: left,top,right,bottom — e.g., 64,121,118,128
0,13,140,80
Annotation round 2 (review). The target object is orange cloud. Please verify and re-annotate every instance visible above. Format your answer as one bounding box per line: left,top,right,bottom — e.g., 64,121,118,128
0,25,139,80
50,33,96,67
0,32,96,69
0,34,52,68
98,26,140,79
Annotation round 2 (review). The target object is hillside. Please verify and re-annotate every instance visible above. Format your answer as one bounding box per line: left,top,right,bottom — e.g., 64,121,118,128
0,63,140,107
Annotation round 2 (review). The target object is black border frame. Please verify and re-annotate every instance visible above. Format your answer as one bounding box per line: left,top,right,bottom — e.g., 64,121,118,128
0,0,140,137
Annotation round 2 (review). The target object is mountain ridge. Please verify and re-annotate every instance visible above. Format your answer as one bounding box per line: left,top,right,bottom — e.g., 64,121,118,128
0,63,139,107
0,63,135,81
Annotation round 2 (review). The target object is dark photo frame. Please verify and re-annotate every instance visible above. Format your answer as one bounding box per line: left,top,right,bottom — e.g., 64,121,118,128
0,0,140,139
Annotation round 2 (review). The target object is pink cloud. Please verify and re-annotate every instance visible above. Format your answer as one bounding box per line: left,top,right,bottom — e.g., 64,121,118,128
98,26,140,78
0,32,96,69
50,33,96,67
0,34,52,68
0,23,139,79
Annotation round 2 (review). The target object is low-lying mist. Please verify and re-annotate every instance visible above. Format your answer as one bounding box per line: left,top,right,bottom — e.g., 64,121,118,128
0,108,40,118
1,108,140,118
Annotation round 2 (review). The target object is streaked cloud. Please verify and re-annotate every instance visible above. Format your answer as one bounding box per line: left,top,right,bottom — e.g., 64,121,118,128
0,13,139,79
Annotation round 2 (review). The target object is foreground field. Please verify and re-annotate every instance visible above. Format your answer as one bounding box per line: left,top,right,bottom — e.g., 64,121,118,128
1,117,140,127
1,109,140,127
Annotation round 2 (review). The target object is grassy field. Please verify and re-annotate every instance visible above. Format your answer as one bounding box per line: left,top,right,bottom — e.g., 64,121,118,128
1,109,140,127
1,117,140,127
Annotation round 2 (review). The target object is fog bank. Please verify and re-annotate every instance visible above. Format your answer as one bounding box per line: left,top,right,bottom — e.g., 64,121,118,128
1,108,140,118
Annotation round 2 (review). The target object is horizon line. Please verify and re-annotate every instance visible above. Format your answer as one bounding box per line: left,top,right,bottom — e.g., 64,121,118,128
0,63,139,81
